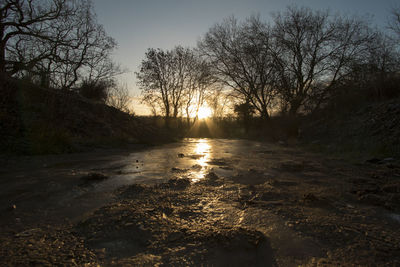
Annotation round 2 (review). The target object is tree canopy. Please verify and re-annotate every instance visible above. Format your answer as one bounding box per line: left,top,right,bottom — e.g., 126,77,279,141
0,0,120,89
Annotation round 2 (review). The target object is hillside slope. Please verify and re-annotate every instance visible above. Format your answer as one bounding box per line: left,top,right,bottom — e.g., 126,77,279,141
300,98,400,159
0,75,170,154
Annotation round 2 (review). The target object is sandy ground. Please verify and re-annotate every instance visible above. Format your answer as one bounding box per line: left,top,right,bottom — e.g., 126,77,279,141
1,139,400,266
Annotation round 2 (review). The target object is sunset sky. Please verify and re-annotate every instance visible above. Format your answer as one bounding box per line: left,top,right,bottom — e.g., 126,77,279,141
93,0,398,114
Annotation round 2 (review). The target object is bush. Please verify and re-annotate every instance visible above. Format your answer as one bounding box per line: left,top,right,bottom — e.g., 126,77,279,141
78,80,112,102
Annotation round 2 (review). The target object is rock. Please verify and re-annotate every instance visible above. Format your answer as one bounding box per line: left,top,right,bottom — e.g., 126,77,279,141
359,194,383,206
365,158,382,164
15,228,41,237
386,164,397,169
168,231,184,242
279,161,304,172
278,140,288,146
162,207,174,216
303,193,318,202
167,178,191,189
207,159,227,166
188,154,203,159
382,158,395,163
191,164,202,170
80,172,108,183
171,167,188,173
388,103,400,111
205,172,218,181
120,184,146,197
220,166,233,170
382,184,400,193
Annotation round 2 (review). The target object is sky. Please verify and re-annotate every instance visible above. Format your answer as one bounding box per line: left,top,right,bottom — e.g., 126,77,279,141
93,0,398,115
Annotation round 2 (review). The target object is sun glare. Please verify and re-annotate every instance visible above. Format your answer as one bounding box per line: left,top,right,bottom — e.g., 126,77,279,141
192,139,211,182
197,106,212,119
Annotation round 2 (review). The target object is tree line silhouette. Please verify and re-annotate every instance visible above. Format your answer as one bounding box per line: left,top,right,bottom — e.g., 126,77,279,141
136,6,400,129
1,1,399,131
0,0,131,112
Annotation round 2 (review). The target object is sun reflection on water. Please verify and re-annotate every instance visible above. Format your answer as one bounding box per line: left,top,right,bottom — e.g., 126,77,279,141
192,139,211,182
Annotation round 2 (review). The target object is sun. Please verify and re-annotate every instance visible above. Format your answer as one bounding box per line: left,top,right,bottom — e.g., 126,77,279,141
197,106,212,119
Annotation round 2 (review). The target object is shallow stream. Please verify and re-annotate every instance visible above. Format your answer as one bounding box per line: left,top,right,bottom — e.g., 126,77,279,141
1,138,276,221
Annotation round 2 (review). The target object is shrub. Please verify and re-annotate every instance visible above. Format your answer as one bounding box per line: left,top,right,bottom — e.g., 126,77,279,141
78,80,113,102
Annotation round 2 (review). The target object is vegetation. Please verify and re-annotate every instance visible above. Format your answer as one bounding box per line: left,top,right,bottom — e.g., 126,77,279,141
136,46,213,127
138,6,400,121
134,5,400,159
1,1,400,155
0,0,163,154
0,74,172,154
0,0,122,89
2,4,400,266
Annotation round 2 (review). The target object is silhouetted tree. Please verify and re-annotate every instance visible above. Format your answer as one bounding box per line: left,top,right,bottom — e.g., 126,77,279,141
142,92,162,116
234,100,255,132
334,31,400,101
181,55,213,124
136,48,180,126
271,6,373,115
0,0,120,89
1,0,67,73
136,46,212,127
207,85,232,119
389,7,400,38
107,83,133,113
199,16,277,120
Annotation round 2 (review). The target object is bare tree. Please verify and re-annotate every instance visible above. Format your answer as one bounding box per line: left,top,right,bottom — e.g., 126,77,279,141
106,83,132,113
142,93,161,116
339,31,400,100
1,0,68,73
272,6,373,115
136,46,213,126
181,54,213,123
136,48,176,125
0,0,119,89
365,32,399,75
389,6,400,38
199,16,277,120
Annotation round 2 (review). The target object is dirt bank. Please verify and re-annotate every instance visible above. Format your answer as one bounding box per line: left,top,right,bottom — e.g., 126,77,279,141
0,75,171,155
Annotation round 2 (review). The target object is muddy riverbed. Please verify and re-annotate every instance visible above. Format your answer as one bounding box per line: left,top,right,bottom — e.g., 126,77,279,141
1,138,400,266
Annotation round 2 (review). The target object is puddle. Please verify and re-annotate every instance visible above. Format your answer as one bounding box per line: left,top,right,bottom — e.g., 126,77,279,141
98,138,258,186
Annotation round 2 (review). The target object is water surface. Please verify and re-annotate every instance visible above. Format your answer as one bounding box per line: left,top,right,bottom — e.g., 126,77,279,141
1,138,276,221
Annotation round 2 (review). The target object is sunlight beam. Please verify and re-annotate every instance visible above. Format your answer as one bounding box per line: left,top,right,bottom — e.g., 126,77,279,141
197,106,212,119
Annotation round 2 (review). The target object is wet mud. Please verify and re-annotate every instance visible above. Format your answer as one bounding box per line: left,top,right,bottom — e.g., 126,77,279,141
1,139,400,266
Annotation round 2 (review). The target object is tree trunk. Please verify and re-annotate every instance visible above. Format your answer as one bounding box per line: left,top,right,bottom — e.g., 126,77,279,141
165,115,171,129
164,104,171,128
0,14,4,71
260,108,270,121
289,98,301,116
186,107,191,127
0,39,6,73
